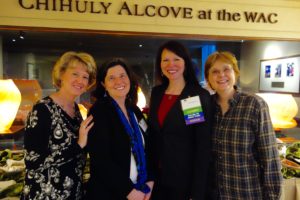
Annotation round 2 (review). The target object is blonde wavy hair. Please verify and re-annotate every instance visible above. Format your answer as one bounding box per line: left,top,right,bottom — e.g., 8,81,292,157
52,51,97,89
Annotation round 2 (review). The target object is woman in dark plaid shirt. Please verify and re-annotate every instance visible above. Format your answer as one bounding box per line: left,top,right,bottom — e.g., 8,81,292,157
204,51,282,200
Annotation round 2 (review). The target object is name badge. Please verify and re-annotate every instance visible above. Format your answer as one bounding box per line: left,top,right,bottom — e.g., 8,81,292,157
139,118,148,132
181,96,205,125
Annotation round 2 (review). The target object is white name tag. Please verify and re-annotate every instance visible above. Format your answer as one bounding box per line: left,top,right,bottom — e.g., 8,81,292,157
139,118,148,132
181,95,205,125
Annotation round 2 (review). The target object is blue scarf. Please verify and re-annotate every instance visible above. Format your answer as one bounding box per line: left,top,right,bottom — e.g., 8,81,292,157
112,99,150,194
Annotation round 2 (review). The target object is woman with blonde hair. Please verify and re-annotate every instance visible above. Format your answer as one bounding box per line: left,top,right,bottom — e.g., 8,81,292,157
22,51,97,200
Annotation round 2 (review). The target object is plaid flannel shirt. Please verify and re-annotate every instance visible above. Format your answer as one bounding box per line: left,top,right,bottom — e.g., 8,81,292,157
212,91,282,200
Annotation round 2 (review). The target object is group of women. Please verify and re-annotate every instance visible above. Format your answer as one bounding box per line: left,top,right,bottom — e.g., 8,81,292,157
21,40,282,200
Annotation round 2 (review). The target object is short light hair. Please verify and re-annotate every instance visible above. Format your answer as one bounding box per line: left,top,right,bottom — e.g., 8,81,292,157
204,51,240,81
52,51,97,88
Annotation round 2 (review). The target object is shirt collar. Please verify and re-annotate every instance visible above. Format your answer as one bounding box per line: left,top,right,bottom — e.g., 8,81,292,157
213,86,241,108
229,87,241,107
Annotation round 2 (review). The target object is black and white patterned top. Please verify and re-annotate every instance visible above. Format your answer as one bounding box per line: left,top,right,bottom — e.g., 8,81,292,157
21,97,86,200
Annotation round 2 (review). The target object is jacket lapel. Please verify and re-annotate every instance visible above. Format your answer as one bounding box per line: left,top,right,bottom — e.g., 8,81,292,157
151,85,166,131
161,84,193,129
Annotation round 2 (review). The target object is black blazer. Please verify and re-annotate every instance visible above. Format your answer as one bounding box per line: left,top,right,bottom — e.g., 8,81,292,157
148,84,213,200
86,97,153,200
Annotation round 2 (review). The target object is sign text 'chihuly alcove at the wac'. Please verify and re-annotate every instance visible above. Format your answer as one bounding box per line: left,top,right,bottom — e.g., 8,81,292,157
1,0,300,39
18,0,278,24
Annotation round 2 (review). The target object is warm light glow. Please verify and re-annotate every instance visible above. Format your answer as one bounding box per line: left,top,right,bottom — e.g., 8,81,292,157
13,79,42,124
0,80,22,132
137,87,146,110
263,44,282,59
78,104,87,120
256,93,298,129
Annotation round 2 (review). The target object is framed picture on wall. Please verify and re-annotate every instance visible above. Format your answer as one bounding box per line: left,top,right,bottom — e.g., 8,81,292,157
259,55,300,93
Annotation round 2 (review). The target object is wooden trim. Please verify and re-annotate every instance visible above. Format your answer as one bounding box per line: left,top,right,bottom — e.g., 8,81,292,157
1,25,300,42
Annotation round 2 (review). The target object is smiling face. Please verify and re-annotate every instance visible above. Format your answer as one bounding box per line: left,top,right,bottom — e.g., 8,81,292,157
207,59,236,94
160,49,185,82
60,62,90,98
102,65,130,102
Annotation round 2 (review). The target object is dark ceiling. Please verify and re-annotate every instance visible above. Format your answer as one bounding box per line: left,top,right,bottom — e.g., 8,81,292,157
0,29,243,57
0,29,243,95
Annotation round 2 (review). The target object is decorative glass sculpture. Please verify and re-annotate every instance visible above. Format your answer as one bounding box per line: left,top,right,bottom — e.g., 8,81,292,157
0,79,22,132
256,93,298,129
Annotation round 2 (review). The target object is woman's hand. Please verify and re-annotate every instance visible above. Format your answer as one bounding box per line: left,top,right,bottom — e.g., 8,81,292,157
127,189,145,200
144,181,154,200
78,115,94,148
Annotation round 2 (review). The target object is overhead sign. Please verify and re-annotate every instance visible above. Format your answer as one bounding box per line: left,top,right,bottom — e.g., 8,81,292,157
0,0,300,39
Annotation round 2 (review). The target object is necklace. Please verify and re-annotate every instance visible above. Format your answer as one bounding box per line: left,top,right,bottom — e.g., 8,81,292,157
165,94,178,100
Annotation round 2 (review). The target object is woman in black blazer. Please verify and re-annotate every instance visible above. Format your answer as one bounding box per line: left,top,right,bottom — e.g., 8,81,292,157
148,41,213,200
86,58,154,200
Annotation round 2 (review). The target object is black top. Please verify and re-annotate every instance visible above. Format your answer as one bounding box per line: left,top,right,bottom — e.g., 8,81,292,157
148,84,213,200
22,97,85,200
86,97,154,200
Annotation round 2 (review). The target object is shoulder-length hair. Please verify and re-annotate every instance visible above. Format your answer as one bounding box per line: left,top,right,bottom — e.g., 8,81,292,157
93,58,137,104
204,51,240,81
155,40,199,86
52,51,97,89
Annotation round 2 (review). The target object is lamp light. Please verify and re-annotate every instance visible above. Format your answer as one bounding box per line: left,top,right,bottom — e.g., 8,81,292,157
137,86,146,110
0,79,22,132
12,79,42,125
256,93,298,129
78,104,87,120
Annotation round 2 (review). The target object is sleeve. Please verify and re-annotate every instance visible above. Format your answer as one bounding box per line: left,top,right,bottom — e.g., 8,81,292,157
23,103,52,170
192,90,213,200
145,88,159,182
254,99,283,200
87,104,134,198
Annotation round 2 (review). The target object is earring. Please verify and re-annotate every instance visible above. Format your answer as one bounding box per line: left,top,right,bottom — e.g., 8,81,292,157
161,72,164,77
